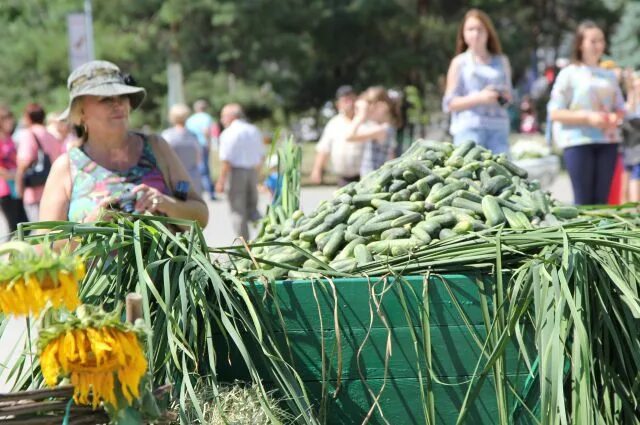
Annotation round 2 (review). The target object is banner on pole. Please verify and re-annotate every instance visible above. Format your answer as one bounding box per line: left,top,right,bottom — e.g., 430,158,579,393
67,13,91,72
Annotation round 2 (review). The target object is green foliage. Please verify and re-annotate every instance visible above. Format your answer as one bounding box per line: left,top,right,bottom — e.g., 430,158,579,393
611,2,640,68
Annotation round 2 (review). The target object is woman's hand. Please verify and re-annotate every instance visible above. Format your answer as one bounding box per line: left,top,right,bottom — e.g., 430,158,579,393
131,184,169,214
586,111,621,129
82,196,119,223
475,86,500,105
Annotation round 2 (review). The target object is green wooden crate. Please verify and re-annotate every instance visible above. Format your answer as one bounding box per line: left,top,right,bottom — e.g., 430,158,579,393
213,272,539,424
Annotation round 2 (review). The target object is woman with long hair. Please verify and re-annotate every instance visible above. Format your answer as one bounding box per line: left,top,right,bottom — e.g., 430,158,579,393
442,9,513,154
548,21,625,205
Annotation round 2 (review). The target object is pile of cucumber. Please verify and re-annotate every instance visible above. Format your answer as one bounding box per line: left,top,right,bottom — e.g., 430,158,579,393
245,139,578,276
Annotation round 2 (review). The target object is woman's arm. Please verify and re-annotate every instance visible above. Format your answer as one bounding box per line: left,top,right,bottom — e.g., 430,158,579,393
346,100,390,142
39,154,72,222
141,136,209,227
443,56,498,113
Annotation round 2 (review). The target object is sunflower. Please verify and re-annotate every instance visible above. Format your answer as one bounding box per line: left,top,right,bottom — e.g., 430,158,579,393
0,241,84,316
38,305,148,409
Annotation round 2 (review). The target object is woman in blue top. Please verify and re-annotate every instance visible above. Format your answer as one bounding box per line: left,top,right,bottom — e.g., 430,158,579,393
548,21,625,205
443,9,513,154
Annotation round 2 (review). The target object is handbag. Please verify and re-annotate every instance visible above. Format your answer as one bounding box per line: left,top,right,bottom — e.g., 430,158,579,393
621,117,640,149
23,132,52,187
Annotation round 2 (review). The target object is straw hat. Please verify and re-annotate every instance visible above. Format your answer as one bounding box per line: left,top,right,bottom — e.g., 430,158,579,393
60,60,146,121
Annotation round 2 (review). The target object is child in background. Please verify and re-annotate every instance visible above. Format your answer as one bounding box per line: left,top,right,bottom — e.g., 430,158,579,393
262,154,282,203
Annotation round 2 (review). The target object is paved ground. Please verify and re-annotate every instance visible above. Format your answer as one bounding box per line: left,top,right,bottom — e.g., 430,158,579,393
0,172,573,391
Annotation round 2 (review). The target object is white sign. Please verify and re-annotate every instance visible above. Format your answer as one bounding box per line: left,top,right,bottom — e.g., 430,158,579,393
67,13,91,72
167,62,185,108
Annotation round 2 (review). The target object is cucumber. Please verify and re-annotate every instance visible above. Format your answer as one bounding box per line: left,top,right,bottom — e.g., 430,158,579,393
344,228,361,242
411,227,432,243
315,230,332,250
424,174,444,186
533,190,551,215
370,209,405,224
457,190,483,203
495,198,535,217
390,189,411,202
352,193,391,208
452,197,484,215
482,195,506,227
375,200,424,213
300,222,332,241
445,156,465,168
390,212,423,228
439,228,457,240
373,168,393,187
415,177,431,196
390,238,420,256
332,193,352,206
334,237,367,260
322,224,347,258
402,170,419,183
452,220,473,234
324,204,352,227
367,240,392,254
407,161,432,178
418,140,454,154
350,212,375,234
409,192,425,202
515,211,533,229
463,146,484,162
552,205,579,219
483,175,512,195
359,219,394,237
433,167,454,178
381,227,410,240
497,157,528,178
448,140,476,161
388,180,408,192
297,209,331,232
426,181,466,204
484,160,511,177
503,207,524,229
347,206,374,225
329,258,358,273
354,244,373,265
415,220,441,237
334,182,357,196
426,213,456,228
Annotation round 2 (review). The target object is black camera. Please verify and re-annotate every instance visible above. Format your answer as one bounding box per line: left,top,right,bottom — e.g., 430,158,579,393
497,93,509,107
110,190,137,213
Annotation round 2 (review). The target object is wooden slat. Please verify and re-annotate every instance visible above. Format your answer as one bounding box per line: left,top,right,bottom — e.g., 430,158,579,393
215,325,534,381
237,273,497,332
0,386,73,403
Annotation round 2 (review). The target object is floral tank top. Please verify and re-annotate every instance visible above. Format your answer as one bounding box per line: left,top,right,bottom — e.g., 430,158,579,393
68,136,168,222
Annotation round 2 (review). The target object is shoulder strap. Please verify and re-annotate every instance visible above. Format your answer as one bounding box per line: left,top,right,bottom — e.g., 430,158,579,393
31,130,44,152
142,132,174,196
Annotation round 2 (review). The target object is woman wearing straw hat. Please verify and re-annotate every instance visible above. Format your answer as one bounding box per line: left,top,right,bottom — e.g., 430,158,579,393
38,60,208,227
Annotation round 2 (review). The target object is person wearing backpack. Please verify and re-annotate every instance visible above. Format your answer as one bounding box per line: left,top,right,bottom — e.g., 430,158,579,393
15,103,64,222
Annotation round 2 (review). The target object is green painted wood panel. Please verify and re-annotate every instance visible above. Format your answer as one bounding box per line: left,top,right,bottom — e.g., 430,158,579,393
215,325,533,382
240,273,497,332
304,375,538,425
211,273,538,424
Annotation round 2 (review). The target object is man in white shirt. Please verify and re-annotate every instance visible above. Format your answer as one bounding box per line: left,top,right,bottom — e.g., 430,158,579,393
310,86,362,187
216,103,265,240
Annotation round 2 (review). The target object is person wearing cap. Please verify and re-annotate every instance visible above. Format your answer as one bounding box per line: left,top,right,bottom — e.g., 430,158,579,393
215,103,264,241
38,60,208,227
310,85,361,186
15,103,65,222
